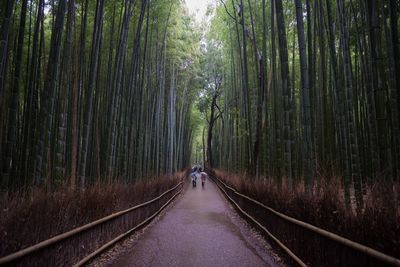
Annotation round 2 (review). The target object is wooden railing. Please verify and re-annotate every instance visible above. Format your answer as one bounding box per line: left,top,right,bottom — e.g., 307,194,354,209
0,182,183,267
209,174,400,267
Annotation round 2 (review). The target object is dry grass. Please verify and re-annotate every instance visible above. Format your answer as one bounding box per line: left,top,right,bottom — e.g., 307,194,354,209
0,172,185,257
212,169,400,258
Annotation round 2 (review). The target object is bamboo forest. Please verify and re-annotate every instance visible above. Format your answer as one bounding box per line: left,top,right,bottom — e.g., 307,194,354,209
0,0,399,266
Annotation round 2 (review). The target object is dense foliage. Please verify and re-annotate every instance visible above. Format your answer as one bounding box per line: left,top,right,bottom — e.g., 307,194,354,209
0,0,201,189
204,0,400,209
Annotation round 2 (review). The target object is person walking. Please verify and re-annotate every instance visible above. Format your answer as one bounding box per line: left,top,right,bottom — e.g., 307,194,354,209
200,171,208,188
191,171,197,188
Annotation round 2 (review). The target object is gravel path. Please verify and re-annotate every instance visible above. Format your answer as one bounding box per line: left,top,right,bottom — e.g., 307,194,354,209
97,178,282,267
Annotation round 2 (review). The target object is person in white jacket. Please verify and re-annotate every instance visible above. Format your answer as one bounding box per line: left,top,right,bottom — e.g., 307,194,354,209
200,171,208,188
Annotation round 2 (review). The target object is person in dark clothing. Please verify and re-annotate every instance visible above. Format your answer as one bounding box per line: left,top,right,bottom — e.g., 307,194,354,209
191,171,197,188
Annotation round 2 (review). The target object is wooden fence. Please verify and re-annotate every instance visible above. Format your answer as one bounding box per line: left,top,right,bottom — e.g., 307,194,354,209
0,182,183,267
210,174,400,267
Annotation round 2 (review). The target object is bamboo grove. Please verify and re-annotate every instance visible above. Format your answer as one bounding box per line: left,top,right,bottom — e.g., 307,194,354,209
206,0,400,201
0,0,202,189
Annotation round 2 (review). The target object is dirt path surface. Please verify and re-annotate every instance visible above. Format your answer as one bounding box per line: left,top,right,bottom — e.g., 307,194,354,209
101,179,281,267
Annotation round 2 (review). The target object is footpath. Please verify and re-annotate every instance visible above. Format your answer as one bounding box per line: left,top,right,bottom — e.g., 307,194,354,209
104,178,281,267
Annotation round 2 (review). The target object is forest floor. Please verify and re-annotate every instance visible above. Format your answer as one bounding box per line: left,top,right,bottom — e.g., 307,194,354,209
91,177,282,267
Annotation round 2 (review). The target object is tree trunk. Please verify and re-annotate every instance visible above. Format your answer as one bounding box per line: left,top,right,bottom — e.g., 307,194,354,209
275,0,293,188
0,0,15,102
294,0,313,191
338,0,362,205
56,0,75,182
207,92,218,168
2,0,27,186
367,0,391,177
389,0,400,131
35,0,67,186
79,0,105,186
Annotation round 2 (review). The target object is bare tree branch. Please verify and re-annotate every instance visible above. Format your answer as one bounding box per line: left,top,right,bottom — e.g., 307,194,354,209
215,103,223,115
219,0,262,62
219,0,236,20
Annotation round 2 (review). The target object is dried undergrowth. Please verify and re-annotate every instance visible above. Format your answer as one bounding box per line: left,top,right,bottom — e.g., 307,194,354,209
0,172,185,257
212,169,400,258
